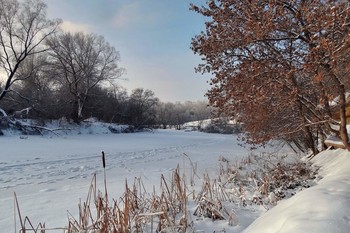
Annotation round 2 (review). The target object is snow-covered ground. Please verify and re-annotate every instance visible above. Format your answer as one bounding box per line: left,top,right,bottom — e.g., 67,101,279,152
1,126,350,232
245,148,350,233
1,129,251,232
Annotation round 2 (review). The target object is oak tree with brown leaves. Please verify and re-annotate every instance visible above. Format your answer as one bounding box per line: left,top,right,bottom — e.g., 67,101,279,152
191,0,350,152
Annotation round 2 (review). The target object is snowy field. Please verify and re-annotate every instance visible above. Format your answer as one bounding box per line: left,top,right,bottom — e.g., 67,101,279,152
0,129,252,232
1,128,350,233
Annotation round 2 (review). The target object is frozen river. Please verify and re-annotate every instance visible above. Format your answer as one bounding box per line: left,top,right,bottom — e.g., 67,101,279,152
0,129,250,232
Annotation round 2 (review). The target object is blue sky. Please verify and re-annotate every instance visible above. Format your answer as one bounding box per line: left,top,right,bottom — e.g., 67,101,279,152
44,0,211,102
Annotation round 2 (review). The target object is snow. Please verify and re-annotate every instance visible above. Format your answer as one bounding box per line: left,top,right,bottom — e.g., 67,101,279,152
1,125,350,233
183,118,237,129
244,148,350,233
328,92,350,107
0,129,250,232
325,135,345,148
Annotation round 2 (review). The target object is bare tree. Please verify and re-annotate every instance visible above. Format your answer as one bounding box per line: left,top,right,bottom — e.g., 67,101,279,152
156,102,176,129
127,88,159,129
46,32,124,122
0,0,61,102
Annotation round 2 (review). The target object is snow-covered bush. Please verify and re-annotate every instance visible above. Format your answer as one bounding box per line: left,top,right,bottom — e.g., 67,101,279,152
201,118,242,134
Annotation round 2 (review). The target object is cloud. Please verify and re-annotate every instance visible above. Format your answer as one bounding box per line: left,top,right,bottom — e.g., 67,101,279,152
60,20,90,33
111,3,140,28
119,55,210,102
111,2,156,29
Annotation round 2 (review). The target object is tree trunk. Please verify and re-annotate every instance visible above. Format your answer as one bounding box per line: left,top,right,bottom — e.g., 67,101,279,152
338,84,350,150
297,99,319,155
71,97,81,123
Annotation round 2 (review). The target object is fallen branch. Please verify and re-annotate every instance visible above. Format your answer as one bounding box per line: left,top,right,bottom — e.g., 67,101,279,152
8,120,73,136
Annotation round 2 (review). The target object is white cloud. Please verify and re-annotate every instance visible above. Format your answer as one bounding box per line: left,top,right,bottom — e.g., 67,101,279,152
112,3,140,28
60,20,90,33
119,55,210,102
111,2,155,29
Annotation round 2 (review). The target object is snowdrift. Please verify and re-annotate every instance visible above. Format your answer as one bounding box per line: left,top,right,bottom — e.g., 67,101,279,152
244,149,350,233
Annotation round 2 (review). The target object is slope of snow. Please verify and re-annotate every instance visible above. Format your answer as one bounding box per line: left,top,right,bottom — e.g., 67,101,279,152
1,118,129,136
244,148,350,233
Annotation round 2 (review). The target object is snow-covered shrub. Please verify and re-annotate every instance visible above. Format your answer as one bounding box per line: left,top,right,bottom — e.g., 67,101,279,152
108,125,121,133
223,153,316,205
201,118,242,134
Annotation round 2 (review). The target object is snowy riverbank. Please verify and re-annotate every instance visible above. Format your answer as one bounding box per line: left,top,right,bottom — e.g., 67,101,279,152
245,149,350,233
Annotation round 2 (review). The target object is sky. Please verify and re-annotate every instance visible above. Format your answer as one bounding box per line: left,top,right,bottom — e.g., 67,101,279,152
43,0,211,103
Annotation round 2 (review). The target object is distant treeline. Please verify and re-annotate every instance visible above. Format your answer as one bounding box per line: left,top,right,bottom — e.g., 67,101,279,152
0,0,212,129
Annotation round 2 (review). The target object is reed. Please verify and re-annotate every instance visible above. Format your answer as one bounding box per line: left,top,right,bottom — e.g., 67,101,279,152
13,151,316,232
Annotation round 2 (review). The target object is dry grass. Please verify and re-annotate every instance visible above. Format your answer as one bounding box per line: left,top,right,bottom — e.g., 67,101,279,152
63,154,196,233
13,151,318,232
14,192,66,232
192,152,317,220
211,153,317,208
